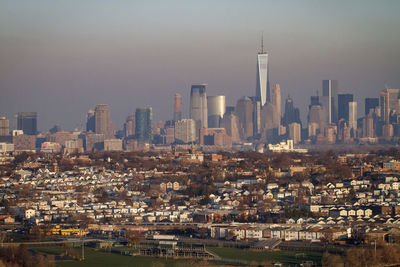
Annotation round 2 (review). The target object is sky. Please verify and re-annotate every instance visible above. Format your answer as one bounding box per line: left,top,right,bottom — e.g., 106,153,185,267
1,0,400,131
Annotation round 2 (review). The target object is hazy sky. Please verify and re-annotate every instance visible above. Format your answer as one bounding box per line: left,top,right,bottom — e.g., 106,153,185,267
1,0,400,131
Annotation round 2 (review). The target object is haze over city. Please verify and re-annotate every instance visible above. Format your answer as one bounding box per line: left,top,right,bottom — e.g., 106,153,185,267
1,0,400,131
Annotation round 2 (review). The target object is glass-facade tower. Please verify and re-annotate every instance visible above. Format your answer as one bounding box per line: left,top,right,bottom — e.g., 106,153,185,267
135,107,153,143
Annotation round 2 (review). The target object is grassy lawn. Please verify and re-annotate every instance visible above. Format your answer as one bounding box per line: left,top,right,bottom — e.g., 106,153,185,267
53,247,206,267
28,244,322,266
207,246,322,265
30,245,64,255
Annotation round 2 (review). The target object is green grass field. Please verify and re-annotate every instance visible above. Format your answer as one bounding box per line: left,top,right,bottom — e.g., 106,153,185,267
207,246,322,265
30,246,203,267
28,244,322,266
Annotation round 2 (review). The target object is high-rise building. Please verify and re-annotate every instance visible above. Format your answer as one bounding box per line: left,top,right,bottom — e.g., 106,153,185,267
363,114,374,138
272,84,281,128
253,101,261,136
365,98,379,116
95,104,114,138
220,113,240,143
255,37,270,106
86,110,95,132
322,80,338,124
382,124,394,141
17,112,37,135
310,95,320,106
85,133,105,152
308,105,326,134
124,115,135,138
200,127,232,149
338,94,353,122
207,95,226,128
235,97,253,140
380,88,400,123
289,122,301,144
135,107,153,143
190,84,207,135
348,101,357,135
0,117,10,136
282,97,301,126
174,119,196,143
173,93,182,122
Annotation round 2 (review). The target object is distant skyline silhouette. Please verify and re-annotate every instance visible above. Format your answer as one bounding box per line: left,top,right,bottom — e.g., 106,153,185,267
1,0,400,131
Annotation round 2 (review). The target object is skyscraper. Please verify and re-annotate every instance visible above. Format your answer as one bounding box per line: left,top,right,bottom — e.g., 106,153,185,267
124,115,135,138
289,122,301,144
174,119,196,143
348,101,357,135
220,113,240,143
135,107,153,143
282,97,301,127
380,88,400,123
0,117,10,136
363,114,374,138
322,80,338,124
255,36,270,106
94,104,114,138
253,100,261,136
86,110,95,132
272,84,281,128
308,105,326,133
173,93,182,122
338,93,354,122
235,97,253,140
207,95,226,128
17,112,37,135
190,84,207,135
365,98,379,116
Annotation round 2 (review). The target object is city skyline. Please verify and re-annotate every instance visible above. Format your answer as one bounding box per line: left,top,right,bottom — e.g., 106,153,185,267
1,1,400,131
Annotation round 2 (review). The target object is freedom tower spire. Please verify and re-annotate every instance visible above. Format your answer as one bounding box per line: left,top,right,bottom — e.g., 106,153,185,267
255,33,270,106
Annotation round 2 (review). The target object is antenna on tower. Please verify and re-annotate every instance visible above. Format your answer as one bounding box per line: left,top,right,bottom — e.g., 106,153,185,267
261,31,264,53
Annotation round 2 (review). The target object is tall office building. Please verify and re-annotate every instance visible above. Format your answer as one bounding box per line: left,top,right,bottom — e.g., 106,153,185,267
235,97,253,140
272,84,281,128
220,113,240,143
363,114,374,138
338,94,353,122
380,88,400,123
310,95,320,106
308,105,326,133
173,93,182,122
253,101,261,135
124,115,135,138
380,91,390,123
207,95,226,128
17,112,37,135
190,84,208,135
348,101,357,135
289,122,301,144
322,80,338,124
282,97,301,126
255,36,270,106
95,104,114,138
365,98,379,116
86,110,95,132
174,119,196,143
135,107,153,143
0,117,10,136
